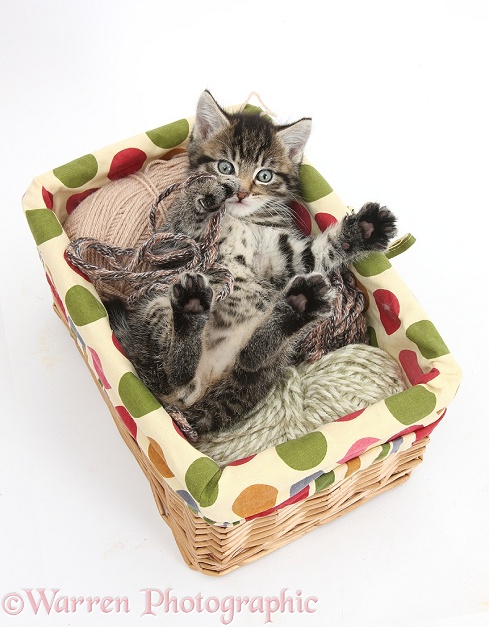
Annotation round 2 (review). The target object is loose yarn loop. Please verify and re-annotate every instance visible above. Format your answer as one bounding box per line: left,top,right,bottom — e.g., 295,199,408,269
195,344,407,466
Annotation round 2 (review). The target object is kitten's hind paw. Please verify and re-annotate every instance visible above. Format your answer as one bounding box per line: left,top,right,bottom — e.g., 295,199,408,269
354,202,397,251
172,273,213,315
285,274,333,318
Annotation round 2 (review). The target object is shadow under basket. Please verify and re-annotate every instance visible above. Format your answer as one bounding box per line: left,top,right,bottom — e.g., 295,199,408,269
57,298,428,576
25,100,462,576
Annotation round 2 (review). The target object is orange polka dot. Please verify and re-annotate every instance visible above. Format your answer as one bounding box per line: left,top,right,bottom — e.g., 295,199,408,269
345,456,361,478
232,484,278,519
148,438,174,478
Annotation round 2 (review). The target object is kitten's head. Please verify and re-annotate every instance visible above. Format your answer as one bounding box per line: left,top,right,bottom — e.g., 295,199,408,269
187,90,311,222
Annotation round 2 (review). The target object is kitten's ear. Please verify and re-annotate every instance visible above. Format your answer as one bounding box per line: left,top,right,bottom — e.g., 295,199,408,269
277,118,312,164
192,90,229,141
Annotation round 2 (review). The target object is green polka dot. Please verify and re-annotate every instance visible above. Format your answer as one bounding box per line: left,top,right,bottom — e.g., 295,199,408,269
354,253,392,277
242,104,273,122
25,209,63,245
314,470,335,492
385,386,437,425
299,164,333,203
374,443,391,462
65,285,107,326
146,119,190,149
53,154,98,188
276,432,328,471
118,372,161,418
185,457,222,507
367,326,378,347
406,320,449,359
243,103,262,115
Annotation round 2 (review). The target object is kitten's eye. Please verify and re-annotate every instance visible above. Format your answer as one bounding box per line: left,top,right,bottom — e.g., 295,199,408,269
217,160,235,175
256,169,274,183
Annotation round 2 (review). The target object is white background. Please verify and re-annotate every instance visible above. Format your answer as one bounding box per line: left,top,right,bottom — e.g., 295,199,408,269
1,1,488,625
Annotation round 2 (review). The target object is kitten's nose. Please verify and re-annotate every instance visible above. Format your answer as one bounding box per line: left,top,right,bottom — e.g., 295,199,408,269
236,191,249,201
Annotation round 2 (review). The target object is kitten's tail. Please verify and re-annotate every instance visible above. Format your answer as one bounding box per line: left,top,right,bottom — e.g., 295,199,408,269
105,299,130,346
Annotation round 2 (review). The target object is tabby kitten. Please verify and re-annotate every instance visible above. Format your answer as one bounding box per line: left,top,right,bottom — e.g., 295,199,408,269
108,90,397,437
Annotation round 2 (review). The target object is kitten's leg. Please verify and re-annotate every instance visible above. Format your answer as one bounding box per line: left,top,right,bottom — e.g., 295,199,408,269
238,273,333,372
182,274,334,435
312,202,397,272
166,272,213,388
106,297,172,396
106,275,212,401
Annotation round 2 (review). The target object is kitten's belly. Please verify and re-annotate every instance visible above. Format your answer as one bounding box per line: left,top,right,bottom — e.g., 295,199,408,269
170,315,262,409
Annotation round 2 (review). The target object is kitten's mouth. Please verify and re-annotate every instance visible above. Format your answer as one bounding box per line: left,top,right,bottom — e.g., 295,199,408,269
227,194,249,205
226,195,254,216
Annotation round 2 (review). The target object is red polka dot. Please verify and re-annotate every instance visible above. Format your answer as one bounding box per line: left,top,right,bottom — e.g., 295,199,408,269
314,212,337,231
336,408,365,422
227,454,257,466
66,188,98,214
115,405,137,439
111,332,125,355
88,346,111,389
42,186,54,209
290,201,311,235
172,421,187,439
373,289,401,335
337,437,380,464
399,350,440,385
108,148,147,181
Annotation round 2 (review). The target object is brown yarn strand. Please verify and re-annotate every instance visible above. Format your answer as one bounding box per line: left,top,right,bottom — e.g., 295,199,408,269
302,268,368,362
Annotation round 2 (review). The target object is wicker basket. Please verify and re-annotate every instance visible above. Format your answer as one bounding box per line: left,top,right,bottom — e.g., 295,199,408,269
54,300,431,575
24,100,462,576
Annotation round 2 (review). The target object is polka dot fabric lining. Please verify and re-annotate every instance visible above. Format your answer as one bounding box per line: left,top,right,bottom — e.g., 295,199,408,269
23,103,462,526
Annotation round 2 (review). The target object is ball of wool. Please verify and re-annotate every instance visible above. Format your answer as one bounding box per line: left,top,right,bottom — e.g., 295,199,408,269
64,152,189,247
195,344,406,466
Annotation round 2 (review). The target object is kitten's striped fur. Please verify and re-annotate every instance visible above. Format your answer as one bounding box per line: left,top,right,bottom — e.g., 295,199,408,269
108,91,397,437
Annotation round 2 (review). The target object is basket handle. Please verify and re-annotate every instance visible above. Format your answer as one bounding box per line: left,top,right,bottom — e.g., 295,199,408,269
385,233,416,259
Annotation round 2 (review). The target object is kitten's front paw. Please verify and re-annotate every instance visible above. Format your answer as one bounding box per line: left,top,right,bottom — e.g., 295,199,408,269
343,203,397,253
357,202,397,249
190,175,240,213
172,273,213,314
